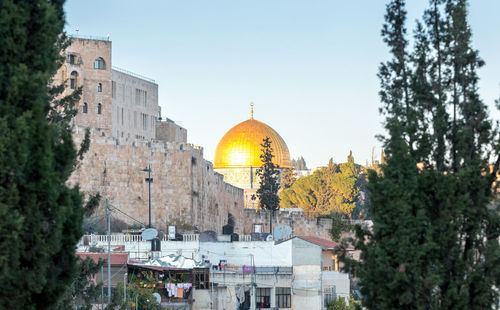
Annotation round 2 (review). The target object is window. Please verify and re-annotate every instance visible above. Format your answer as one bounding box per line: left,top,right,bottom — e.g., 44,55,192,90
323,286,337,306
254,224,262,233
94,57,106,70
112,81,116,98
121,108,124,125
98,83,102,92
70,71,78,89
82,102,88,114
97,103,102,115
256,288,271,308
194,268,209,289
68,54,76,64
135,89,147,106
276,287,291,308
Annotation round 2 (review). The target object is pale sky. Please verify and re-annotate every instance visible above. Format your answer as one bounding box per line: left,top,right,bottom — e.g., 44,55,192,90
64,1,500,168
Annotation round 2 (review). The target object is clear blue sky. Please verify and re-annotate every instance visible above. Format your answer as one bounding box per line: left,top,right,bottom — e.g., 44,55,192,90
64,1,500,168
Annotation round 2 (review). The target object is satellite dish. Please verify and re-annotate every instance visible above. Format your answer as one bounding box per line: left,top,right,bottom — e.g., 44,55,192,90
266,235,274,242
273,225,292,241
141,228,158,241
152,292,161,304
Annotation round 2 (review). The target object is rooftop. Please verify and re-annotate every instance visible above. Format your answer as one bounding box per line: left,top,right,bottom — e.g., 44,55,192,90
76,251,129,265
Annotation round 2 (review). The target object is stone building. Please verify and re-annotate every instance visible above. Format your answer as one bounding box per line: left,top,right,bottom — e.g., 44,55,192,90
59,35,335,238
59,36,244,233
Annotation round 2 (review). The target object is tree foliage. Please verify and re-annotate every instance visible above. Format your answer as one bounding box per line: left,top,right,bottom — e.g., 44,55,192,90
280,167,296,190
280,154,365,219
344,1,500,309
56,257,104,310
0,1,94,309
255,137,281,212
327,297,361,310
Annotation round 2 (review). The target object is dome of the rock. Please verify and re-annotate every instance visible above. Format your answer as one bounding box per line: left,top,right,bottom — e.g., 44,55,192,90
214,118,291,168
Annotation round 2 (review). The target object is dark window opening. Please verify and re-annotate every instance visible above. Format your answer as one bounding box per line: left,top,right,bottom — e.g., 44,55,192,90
256,288,271,308
94,57,106,70
192,157,197,166
97,103,102,114
68,54,76,64
98,83,102,92
82,102,88,114
70,71,78,89
276,287,291,308
194,269,209,289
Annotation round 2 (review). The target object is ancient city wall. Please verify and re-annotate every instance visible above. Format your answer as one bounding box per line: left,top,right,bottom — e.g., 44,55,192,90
69,126,244,233
243,208,333,239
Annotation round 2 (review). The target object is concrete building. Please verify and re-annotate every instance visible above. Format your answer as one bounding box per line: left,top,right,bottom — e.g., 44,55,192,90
77,233,352,309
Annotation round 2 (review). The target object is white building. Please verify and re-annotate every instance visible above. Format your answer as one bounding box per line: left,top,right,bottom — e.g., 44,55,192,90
77,233,351,309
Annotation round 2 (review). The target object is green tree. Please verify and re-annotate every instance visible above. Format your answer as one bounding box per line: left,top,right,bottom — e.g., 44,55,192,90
280,154,363,219
56,257,104,310
327,297,360,310
344,1,500,309
255,137,281,233
280,167,296,190
0,1,93,309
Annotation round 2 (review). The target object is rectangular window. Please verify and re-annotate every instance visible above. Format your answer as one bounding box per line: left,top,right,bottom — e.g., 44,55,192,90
256,288,271,308
135,89,147,106
194,268,209,289
324,286,337,306
276,287,291,308
121,108,124,125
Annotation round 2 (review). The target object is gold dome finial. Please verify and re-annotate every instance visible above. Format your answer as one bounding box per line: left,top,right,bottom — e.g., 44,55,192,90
250,102,254,119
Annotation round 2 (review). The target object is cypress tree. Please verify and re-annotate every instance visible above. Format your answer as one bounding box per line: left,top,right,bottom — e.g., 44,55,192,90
345,0,500,309
255,137,281,233
0,1,91,309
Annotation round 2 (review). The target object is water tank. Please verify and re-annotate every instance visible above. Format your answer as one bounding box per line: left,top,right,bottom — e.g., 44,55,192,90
151,237,161,251
222,224,234,235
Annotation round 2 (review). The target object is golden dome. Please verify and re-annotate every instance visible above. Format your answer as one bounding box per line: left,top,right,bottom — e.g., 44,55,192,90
214,118,291,168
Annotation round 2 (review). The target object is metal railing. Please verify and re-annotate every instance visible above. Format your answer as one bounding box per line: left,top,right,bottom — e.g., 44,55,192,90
112,66,156,83
69,34,109,41
212,266,293,274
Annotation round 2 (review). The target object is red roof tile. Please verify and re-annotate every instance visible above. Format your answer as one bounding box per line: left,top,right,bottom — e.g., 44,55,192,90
76,252,129,265
296,236,350,250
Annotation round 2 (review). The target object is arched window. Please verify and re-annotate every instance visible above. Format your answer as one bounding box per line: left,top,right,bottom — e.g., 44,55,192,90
70,71,78,89
94,57,105,70
97,103,102,115
98,83,102,92
82,102,88,114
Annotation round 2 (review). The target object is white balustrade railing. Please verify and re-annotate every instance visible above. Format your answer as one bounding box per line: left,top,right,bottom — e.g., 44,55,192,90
78,233,262,248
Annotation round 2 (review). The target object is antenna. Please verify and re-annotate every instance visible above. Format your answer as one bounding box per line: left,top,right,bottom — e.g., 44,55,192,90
75,28,79,36
250,102,254,119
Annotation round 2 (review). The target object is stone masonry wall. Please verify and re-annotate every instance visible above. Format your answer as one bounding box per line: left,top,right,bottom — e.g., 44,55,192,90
155,120,187,143
69,126,244,233
54,38,113,135
243,208,333,239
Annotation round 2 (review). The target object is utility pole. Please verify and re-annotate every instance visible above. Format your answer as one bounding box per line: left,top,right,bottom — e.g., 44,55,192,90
123,273,127,303
143,165,153,227
106,200,111,305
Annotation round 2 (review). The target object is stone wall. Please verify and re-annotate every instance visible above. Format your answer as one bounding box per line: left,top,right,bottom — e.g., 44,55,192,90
155,120,187,143
54,38,113,135
69,126,244,233
243,208,333,239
